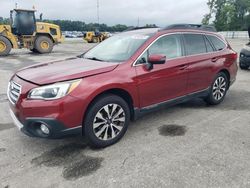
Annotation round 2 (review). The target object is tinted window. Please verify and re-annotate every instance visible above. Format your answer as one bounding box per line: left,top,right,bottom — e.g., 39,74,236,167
136,34,182,64
184,34,207,55
204,36,214,52
207,35,226,51
148,34,182,59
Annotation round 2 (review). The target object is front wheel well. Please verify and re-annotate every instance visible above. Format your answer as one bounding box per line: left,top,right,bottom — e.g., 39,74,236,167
84,89,135,123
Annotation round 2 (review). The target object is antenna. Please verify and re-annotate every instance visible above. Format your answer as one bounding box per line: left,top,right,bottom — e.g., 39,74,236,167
97,0,100,26
15,2,18,9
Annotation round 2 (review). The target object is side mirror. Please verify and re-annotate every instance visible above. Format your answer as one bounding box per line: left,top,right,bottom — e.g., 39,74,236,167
148,54,166,64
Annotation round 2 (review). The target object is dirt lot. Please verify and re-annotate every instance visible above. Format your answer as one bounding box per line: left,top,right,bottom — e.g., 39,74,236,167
0,38,250,188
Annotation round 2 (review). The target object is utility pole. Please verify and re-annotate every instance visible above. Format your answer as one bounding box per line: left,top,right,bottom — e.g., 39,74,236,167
137,17,140,27
97,0,100,26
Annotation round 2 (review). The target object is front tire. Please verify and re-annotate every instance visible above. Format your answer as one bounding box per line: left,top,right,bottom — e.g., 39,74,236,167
0,36,12,56
205,72,229,105
84,94,130,148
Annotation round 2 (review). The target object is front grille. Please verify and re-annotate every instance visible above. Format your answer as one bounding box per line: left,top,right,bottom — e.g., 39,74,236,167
7,81,21,105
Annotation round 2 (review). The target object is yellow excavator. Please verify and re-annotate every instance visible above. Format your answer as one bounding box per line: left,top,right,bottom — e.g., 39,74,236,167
0,9,63,56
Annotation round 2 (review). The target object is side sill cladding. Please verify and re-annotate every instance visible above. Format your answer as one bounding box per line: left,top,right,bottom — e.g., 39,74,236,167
133,88,210,120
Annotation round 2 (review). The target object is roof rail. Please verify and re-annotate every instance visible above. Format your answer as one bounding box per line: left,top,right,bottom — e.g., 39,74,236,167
161,24,217,32
123,26,158,32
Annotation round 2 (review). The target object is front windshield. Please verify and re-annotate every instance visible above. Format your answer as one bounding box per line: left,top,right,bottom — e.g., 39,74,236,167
83,34,150,62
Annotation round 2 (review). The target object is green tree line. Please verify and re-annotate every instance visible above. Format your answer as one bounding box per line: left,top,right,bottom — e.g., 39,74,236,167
43,20,130,32
0,16,157,32
0,17,156,32
202,0,250,31
0,17,130,32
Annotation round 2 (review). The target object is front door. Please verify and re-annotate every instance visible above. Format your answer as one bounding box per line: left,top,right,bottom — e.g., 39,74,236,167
134,34,189,108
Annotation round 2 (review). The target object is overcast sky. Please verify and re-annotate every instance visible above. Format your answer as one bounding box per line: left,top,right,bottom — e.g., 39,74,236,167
0,0,209,26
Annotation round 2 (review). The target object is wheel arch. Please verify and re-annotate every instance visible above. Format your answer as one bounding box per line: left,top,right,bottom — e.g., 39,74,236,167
35,33,55,43
83,88,135,125
218,69,230,88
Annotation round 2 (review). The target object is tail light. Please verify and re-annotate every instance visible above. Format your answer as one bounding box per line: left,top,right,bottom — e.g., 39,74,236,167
229,52,238,62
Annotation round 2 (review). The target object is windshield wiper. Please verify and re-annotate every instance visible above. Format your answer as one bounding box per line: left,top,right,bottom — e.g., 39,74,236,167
85,57,105,62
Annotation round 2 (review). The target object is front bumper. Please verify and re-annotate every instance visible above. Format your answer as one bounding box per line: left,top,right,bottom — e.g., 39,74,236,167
9,108,81,138
8,75,85,138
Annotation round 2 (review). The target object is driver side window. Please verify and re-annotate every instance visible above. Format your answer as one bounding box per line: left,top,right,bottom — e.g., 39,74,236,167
137,34,182,64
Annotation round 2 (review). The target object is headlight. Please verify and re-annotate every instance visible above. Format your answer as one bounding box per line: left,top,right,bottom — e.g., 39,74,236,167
28,79,81,100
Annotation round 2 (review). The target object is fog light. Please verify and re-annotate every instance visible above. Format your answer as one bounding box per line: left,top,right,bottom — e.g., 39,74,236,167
40,124,50,135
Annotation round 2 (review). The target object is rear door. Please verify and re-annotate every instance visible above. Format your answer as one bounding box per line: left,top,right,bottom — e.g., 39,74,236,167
134,34,189,108
183,33,215,93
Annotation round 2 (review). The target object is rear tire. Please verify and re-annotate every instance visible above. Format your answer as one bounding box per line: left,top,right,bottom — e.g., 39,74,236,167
84,94,130,148
205,72,229,105
0,36,11,56
34,36,53,54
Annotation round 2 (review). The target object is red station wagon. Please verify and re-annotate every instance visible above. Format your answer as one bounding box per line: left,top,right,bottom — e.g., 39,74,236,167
8,24,238,147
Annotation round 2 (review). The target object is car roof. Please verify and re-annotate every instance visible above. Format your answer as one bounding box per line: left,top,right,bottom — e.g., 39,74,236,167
121,28,160,36
121,24,217,36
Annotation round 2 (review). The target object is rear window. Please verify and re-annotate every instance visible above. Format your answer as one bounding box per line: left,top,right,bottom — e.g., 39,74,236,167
184,34,207,55
207,35,226,51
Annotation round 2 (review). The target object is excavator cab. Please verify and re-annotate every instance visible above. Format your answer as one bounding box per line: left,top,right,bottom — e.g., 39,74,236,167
10,9,36,36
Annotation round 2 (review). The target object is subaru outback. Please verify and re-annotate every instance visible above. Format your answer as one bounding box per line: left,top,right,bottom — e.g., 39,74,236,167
8,24,238,147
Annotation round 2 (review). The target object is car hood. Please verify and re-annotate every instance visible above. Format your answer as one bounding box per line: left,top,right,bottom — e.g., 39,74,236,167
16,58,119,85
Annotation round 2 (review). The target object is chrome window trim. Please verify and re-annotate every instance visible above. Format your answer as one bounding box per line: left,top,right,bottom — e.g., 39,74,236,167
132,32,227,67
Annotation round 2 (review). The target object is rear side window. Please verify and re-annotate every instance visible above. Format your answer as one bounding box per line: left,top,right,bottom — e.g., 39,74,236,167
184,34,207,55
207,35,226,51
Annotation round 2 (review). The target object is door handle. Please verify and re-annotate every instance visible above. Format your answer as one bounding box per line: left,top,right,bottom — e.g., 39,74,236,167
179,65,189,70
211,57,219,62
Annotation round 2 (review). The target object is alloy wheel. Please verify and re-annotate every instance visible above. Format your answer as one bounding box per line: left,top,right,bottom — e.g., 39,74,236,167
212,76,227,101
93,103,126,141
